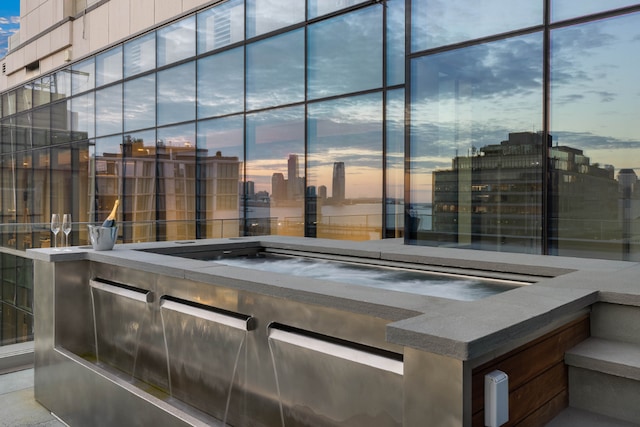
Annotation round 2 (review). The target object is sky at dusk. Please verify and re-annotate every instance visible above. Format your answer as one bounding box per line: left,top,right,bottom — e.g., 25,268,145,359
0,0,20,59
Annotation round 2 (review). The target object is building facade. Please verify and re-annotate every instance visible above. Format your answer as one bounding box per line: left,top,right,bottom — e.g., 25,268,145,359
1,0,640,343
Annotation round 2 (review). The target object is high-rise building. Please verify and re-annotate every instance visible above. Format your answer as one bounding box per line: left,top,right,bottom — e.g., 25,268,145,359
332,161,345,202
0,0,638,262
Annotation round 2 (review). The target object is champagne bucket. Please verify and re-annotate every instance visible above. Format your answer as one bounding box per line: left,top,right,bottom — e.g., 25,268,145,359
87,225,118,251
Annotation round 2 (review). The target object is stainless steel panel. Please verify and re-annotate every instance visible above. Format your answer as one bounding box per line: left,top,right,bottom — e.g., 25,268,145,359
267,325,404,427
160,298,254,425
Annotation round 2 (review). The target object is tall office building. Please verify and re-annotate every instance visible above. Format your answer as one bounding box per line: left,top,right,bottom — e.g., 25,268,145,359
332,161,345,202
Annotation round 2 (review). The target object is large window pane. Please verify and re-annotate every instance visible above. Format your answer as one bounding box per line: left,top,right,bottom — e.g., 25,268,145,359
96,46,123,87
157,16,196,67
70,93,95,140
157,62,195,126
94,135,123,228
307,93,383,240
157,123,196,241
552,1,640,22
124,74,156,132
16,85,32,112
411,0,542,52
51,69,71,101
246,106,305,237
197,116,243,238
2,91,16,116
308,0,367,19
308,6,383,100
51,101,71,145
386,89,404,238
410,33,544,252
197,47,244,119
124,32,156,78
387,0,405,86
246,0,304,38
197,0,244,54
33,76,52,107
71,58,95,94
246,29,304,110
122,130,156,243
33,107,50,147
550,13,640,260
96,84,123,137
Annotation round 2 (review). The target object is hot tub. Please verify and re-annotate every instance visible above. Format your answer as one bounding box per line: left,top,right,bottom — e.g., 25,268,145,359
30,236,594,427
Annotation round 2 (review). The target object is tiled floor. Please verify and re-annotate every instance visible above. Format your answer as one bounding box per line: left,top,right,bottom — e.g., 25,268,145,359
0,368,66,427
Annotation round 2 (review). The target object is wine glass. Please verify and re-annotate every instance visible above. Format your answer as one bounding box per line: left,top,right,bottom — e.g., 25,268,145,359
62,214,72,250
50,214,60,250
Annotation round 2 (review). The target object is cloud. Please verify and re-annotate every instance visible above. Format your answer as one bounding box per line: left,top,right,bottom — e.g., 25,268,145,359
0,15,20,58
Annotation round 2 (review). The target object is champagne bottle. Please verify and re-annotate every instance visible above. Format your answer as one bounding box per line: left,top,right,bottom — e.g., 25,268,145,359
101,200,119,227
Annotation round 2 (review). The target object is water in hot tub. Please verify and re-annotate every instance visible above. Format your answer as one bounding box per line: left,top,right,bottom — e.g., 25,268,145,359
214,255,520,301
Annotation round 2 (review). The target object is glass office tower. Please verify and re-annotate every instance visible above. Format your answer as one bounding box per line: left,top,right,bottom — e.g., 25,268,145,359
0,0,639,263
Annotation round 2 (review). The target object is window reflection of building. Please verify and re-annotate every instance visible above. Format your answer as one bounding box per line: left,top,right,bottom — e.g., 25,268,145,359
432,132,545,251
618,169,640,260
549,144,619,256
332,161,345,202
270,154,305,205
431,132,622,253
95,140,241,242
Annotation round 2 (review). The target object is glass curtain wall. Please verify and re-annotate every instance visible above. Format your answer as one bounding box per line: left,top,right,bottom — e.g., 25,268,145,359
409,0,640,260
0,1,400,250
0,0,638,262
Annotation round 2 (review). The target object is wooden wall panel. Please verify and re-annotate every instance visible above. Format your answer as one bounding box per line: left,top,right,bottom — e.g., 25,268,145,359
471,314,589,426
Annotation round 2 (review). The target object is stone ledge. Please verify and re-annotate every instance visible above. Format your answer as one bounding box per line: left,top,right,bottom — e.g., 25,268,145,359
0,342,34,375
566,337,640,381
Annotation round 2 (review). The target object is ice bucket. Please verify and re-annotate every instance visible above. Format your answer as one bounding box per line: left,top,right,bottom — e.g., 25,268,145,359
87,225,118,251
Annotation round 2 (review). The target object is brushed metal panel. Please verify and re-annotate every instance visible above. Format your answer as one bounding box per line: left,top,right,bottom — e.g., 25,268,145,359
268,325,403,427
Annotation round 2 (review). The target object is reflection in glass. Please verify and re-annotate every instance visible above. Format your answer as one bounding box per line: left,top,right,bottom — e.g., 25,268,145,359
2,91,16,116
124,74,156,132
308,6,383,100
552,1,640,22
157,123,196,240
124,32,156,78
16,85,32,112
51,69,71,101
157,16,196,67
15,113,31,150
197,0,244,54
96,84,123,137
51,101,71,145
197,115,243,238
411,0,542,52
308,0,367,19
550,13,640,260
96,46,123,87
33,76,52,107
122,130,156,242
387,0,405,86
157,62,195,126
410,33,543,252
386,90,404,238
70,93,95,140
71,58,95,94
198,47,244,119
94,135,123,228
307,93,383,240
246,29,304,110
33,107,50,147
246,0,304,38
246,106,305,237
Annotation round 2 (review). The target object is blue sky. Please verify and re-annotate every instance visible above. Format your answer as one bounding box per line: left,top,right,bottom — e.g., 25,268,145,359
0,0,20,58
